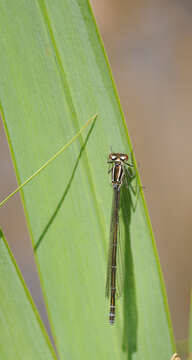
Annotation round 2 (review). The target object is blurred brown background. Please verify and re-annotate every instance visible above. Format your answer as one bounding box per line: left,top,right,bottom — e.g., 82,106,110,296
0,0,191,345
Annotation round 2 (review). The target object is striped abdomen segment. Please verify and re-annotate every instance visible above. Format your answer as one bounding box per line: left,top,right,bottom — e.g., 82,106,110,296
109,189,120,324
109,252,117,324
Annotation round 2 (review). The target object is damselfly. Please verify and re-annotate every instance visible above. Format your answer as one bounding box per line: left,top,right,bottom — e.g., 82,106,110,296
106,153,133,324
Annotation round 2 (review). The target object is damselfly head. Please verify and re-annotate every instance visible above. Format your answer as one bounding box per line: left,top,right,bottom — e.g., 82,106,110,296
109,153,128,163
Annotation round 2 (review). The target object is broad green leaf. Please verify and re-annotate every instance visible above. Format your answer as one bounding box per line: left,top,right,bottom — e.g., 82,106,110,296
0,1,175,360
0,230,56,359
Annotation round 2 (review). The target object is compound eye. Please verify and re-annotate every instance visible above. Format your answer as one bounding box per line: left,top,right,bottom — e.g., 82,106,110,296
120,154,128,161
109,154,117,161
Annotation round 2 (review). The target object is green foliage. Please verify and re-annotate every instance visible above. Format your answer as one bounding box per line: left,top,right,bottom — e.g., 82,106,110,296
0,1,175,359
0,230,56,359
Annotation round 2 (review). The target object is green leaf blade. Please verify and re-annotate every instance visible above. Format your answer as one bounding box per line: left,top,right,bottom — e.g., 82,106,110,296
0,230,56,359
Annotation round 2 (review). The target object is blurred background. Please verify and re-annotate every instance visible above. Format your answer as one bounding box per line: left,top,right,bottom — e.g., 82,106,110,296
0,0,191,348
